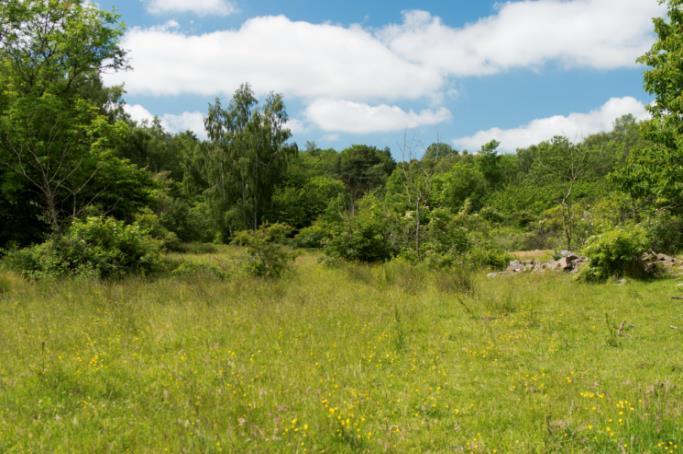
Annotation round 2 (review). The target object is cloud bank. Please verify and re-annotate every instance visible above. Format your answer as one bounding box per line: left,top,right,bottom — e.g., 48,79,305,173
454,97,650,152
109,0,663,135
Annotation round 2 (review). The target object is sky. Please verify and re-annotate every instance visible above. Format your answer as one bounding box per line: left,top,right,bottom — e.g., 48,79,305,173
97,0,663,157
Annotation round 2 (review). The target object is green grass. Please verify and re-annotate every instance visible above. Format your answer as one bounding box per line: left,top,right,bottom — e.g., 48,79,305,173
0,250,682,452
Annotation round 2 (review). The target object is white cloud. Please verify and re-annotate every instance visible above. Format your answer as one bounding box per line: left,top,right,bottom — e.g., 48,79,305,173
123,104,207,139
107,16,442,101
109,2,664,140
162,111,207,138
305,100,451,134
147,0,237,16
123,103,155,124
381,0,664,76
454,97,650,152
284,118,308,134
109,2,662,102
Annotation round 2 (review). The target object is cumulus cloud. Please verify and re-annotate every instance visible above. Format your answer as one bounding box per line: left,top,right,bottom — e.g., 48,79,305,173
147,0,237,16
381,0,664,75
123,104,207,139
305,100,451,134
107,16,442,101
109,1,663,136
108,1,663,102
454,97,650,152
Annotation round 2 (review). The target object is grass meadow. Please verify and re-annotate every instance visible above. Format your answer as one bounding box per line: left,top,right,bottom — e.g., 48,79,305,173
0,248,682,452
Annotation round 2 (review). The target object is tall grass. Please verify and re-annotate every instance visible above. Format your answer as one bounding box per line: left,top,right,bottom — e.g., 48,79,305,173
0,251,681,452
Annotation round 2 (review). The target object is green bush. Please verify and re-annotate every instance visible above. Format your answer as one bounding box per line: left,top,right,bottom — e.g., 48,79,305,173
5,216,162,279
323,214,396,263
645,212,683,254
466,246,511,270
293,222,330,249
232,224,296,278
134,208,181,251
579,226,651,282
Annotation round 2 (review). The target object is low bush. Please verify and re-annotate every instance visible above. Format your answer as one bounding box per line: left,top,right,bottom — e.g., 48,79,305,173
293,222,329,249
323,213,396,263
134,209,181,251
5,216,162,279
645,212,683,255
466,246,511,271
578,226,652,282
232,224,296,278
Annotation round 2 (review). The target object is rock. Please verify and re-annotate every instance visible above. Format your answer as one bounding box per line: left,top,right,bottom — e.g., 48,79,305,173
486,272,498,279
617,278,627,285
656,253,677,266
508,260,524,272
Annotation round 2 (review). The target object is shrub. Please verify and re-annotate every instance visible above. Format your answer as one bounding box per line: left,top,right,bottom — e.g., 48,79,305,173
466,246,511,270
645,212,683,255
323,210,397,263
578,226,651,282
293,222,329,249
134,208,181,251
232,223,292,246
5,216,162,279
232,224,296,278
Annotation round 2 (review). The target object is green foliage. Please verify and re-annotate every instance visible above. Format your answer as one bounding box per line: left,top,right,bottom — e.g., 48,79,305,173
323,197,398,263
643,211,683,254
433,162,487,211
133,208,181,252
232,224,296,278
477,140,503,188
0,0,132,232
579,226,651,282
639,0,683,131
5,216,162,279
205,84,296,237
293,222,330,249
270,176,345,228
337,145,396,208
466,245,512,271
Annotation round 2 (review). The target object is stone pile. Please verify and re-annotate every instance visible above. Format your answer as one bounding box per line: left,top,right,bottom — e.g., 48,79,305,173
505,251,586,274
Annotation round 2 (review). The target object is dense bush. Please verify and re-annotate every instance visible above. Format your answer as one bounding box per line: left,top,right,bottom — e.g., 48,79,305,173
578,226,651,282
134,208,181,251
293,222,330,249
645,212,683,254
323,210,397,263
233,224,296,278
5,216,162,279
466,246,512,270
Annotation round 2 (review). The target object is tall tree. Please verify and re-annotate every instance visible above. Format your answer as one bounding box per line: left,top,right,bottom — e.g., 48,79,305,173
615,0,683,215
337,145,395,214
204,83,295,237
0,0,131,232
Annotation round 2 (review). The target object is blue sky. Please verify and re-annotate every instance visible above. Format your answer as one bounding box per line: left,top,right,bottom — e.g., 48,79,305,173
99,0,661,157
